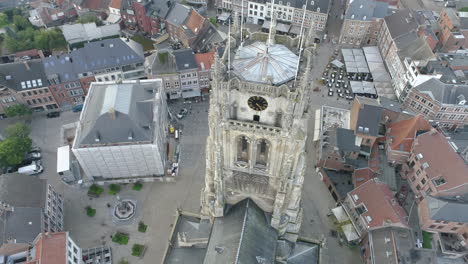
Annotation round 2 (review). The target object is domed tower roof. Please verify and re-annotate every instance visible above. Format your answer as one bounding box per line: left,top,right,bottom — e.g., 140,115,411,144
232,42,299,86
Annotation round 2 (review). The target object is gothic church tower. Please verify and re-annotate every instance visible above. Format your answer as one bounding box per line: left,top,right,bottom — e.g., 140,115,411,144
201,22,315,241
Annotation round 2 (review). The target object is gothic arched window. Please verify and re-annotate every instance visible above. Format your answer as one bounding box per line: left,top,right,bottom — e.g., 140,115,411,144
255,139,269,167
237,136,250,163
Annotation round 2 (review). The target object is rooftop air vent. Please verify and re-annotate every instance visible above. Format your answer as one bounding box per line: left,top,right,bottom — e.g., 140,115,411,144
416,153,423,160
422,162,429,169
5,75,11,80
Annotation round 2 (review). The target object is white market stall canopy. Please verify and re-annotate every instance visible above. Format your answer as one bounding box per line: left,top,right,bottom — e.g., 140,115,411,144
342,48,369,73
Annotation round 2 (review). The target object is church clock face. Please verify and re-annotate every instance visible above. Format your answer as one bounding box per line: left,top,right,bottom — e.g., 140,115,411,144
247,96,268,111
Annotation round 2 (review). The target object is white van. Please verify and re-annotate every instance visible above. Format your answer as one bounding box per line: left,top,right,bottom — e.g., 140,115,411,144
18,162,43,175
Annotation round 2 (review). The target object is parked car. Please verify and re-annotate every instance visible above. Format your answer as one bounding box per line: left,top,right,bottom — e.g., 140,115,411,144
25,152,41,161
18,161,43,175
72,104,84,112
177,108,188,119
46,111,60,118
346,95,354,100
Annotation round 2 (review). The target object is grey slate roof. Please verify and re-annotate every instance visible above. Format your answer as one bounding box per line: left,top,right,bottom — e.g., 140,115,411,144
165,3,190,26
77,81,159,146
427,196,468,223
42,38,144,83
173,49,198,71
0,60,48,91
356,104,383,137
345,0,388,21
146,0,174,19
385,9,424,40
336,128,359,152
414,78,468,105
192,23,227,53
203,199,278,264
0,174,46,208
148,51,177,75
1,207,43,244
294,0,330,14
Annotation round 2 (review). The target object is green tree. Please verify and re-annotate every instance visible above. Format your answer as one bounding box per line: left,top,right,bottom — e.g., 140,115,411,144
4,9,21,22
5,123,31,138
0,13,9,27
4,104,32,117
0,123,32,167
12,15,32,31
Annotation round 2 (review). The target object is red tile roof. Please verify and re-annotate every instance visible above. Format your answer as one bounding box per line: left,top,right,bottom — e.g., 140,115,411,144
352,168,376,188
413,130,468,195
194,51,215,71
32,232,67,264
349,179,408,229
109,0,122,9
387,115,431,153
186,10,205,35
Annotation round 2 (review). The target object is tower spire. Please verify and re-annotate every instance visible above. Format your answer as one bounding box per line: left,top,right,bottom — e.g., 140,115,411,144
267,0,276,46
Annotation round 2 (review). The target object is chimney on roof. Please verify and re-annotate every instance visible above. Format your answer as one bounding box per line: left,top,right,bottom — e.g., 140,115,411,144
23,61,30,71
429,127,437,135
108,107,116,120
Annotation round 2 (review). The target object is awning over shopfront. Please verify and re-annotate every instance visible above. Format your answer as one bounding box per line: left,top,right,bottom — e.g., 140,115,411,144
182,90,201,98
331,59,344,68
332,206,349,223
218,12,231,22
342,224,359,242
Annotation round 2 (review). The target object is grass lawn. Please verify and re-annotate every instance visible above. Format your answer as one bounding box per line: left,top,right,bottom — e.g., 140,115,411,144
131,35,154,51
422,231,433,249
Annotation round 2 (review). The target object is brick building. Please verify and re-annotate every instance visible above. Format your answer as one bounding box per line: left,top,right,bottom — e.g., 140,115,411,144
165,4,207,48
403,78,468,129
339,0,389,46
401,129,468,200
341,178,408,241
0,60,59,115
377,9,435,99
419,196,468,259
121,0,173,35
385,115,432,164
438,8,468,52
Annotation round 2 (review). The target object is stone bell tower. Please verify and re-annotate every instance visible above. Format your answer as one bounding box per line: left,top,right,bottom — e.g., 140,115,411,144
201,25,314,241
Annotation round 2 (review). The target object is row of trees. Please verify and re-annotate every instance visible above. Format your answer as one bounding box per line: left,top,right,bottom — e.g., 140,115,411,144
0,123,32,168
0,9,67,52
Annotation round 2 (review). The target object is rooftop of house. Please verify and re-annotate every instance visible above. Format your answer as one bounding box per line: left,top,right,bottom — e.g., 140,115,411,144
32,232,67,264
42,38,144,83
0,207,43,245
0,60,48,92
356,104,383,137
413,130,468,195
194,51,215,71
437,53,468,68
165,3,191,27
352,168,376,188
294,0,330,14
443,8,460,27
425,196,468,223
75,80,162,147
336,128,360,152
395,32,435,61
413,77,468,105
191,23,227,53
147,51,177,75
145,0,174,19
386,115,432,153
76,0,111,10
323,169,354,199
60,23,120,45
0,173,47,208
109,0,122,9
185,10,205,35
385,9,425,40
344,0,389,21
441,125,468,161
348,178,408,229
173,49,198,71
368,226,435,264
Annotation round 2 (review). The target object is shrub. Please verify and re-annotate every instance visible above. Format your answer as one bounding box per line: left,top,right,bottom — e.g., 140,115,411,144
118,258,129,264
131,244,145,257
4,104,32,117
108,184,121,195
132,182,143,191
112,232,129,245
138,221,147,233
85,206,96,217
88,184,104,196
